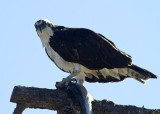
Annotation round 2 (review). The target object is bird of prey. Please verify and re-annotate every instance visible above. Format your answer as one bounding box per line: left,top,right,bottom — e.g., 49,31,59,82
35,19,157,86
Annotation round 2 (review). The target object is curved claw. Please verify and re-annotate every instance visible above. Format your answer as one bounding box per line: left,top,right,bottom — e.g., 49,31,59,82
56,78,77,88
56,70,80,88
70,78,77,84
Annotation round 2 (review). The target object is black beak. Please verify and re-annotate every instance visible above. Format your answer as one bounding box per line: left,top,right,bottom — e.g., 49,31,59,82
35,23,46,32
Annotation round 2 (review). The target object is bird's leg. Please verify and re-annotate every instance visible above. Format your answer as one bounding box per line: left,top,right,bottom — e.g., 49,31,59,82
56,70,80,88
74,75,85,85
56,64,81,88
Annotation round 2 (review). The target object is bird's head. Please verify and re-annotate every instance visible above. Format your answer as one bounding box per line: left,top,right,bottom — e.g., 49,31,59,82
35,19,54,47
35,19,53,32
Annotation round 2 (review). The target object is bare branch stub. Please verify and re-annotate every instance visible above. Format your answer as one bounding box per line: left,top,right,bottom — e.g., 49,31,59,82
10,86,160,114
13,104,26,114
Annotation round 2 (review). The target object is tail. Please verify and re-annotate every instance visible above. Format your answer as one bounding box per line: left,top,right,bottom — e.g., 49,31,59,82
126,64,157,83
85,64,157,84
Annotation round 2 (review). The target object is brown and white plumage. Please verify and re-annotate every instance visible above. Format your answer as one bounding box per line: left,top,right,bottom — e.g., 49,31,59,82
35,19,157,84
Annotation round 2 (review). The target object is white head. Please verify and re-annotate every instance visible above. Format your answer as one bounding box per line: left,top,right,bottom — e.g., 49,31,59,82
35,19,54,47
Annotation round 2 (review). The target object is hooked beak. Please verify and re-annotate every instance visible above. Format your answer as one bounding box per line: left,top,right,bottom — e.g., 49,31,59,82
35,23,45,32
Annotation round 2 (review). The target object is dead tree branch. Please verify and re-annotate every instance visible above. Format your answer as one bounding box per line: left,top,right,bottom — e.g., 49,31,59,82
10,86,160,114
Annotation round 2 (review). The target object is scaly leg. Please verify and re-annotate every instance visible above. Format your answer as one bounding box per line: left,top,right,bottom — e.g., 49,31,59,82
56,70,80,87
75,75,85,85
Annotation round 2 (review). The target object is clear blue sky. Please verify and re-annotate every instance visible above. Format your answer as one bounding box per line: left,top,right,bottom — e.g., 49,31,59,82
1,0,160,114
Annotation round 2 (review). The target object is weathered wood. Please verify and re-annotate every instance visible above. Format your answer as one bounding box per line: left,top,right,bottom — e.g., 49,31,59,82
10,86,160,114
13,104,26,114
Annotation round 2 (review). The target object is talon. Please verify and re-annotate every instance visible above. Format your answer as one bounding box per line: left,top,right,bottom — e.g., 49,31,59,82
56,77,72,88
71,78,77,83
55,70,80,88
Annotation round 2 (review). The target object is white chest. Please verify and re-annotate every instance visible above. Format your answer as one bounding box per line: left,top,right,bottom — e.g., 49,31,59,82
37,26,74,73
37,26,53,48
46,46,74,73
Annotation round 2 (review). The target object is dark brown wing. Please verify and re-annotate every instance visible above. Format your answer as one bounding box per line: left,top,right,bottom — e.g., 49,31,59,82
49,28,132,70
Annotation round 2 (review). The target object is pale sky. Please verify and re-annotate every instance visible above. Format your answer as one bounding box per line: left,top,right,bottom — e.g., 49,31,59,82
1,0,160,114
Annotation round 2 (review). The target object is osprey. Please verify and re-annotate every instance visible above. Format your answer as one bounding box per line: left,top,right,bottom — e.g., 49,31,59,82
35,19,157,86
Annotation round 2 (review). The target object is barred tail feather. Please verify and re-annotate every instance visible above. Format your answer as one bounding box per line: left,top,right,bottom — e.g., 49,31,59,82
126,64,157,83
85,64,157,84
